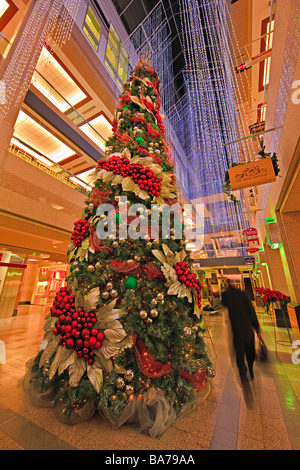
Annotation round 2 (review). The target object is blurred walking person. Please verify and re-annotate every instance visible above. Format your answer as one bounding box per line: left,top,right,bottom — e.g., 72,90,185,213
221,281,261,382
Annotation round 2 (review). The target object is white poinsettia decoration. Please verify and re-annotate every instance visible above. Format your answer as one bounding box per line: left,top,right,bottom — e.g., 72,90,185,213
152,244,201,318
38,288,132,394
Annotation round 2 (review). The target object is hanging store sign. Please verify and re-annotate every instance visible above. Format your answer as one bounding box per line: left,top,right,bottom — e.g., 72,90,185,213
228,158,276,190
243,228,260,246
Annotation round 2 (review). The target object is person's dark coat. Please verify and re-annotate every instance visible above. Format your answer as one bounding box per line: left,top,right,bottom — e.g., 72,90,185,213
221,286,260,341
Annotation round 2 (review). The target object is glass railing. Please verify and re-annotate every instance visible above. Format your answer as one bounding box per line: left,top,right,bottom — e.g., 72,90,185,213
9,137,92,195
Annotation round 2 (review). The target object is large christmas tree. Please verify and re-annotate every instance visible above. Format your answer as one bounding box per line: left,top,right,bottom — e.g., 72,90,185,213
25,59,215,437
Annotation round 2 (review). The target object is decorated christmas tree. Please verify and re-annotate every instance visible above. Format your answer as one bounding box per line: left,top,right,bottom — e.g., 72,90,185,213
25,59,215,437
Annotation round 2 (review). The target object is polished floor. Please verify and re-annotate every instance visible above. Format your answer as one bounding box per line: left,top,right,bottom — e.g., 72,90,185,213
0,303,299,450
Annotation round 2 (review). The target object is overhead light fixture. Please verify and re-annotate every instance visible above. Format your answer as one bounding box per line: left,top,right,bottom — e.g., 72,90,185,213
80,115,112,151
32,47,87,113
13,110,75,163
69,175,93,190
0,0,9,18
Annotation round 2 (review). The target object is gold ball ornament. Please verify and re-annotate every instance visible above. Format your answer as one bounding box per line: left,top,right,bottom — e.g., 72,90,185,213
116,377,125,389
101,291,110,300
145,317,153,325
112,241,119,248
157,292,164,301
106,282,113,291
87,265,95,272
151,298,158,306
207,367,216,378
124,369,134,382
139,310,148,320
150,308,158,318
125,385,134,395
110,289,118,299
184,327,192,335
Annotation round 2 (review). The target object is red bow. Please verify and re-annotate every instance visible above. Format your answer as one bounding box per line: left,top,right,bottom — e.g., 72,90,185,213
110,259,165,280
178,367,207,390
134,336,173,378
89,227,112,255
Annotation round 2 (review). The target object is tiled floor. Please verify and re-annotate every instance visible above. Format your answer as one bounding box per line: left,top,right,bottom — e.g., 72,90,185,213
0,304,299,450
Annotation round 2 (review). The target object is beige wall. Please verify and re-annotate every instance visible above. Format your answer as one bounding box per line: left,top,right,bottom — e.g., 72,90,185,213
0,150,85,233
251,0,300,302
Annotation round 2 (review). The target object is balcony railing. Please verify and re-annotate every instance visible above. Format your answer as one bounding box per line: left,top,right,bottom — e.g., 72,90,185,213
9,139,92,195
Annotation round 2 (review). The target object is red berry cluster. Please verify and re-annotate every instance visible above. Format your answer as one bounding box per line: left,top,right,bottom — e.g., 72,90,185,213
71,219,90,247
175,262,202,307
97,155,162,197
50,287,104,365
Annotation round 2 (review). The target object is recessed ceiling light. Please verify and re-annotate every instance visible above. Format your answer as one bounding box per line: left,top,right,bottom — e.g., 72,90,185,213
51,204,64,210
